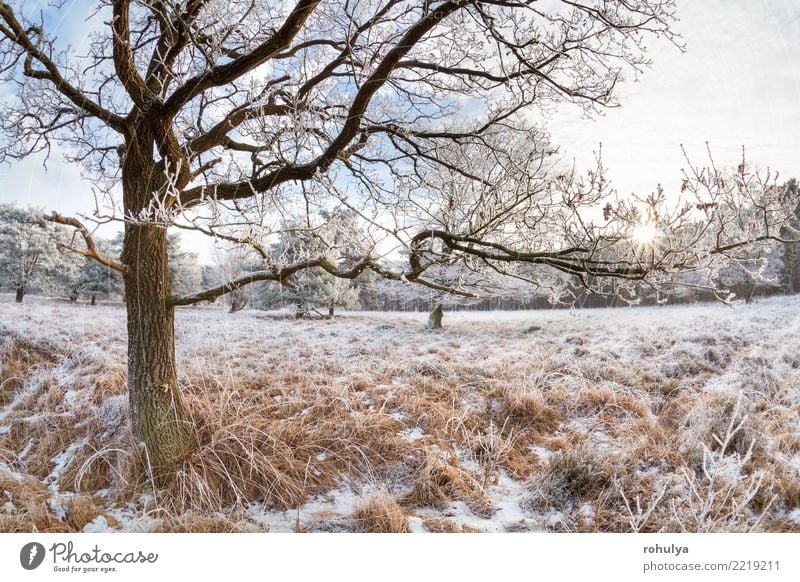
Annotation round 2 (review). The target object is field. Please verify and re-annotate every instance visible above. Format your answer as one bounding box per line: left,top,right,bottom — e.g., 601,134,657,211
1,295,799,533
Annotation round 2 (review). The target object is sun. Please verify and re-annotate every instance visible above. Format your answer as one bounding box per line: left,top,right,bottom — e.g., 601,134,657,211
631,223,658,245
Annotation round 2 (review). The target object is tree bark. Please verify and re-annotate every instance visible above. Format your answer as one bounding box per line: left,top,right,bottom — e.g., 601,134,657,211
14,285,24,303
328,300,335,319
90,294,96,306
119,120,197,484
427,303,443,329
122,222,197,484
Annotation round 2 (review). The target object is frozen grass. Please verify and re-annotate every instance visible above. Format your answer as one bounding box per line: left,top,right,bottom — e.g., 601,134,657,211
1,294,799,532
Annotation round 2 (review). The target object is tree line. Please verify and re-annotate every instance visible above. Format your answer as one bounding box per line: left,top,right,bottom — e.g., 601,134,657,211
2,189,797,312
0,203,200,304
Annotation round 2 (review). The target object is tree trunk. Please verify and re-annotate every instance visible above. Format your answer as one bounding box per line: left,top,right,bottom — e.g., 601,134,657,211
328,300,335,319
427,303,443,329
116,120,198,485
122,222,197,485
745,283,756,304
14,285,24,303
90,294,96,306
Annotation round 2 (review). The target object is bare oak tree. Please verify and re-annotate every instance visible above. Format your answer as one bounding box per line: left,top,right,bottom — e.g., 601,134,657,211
1,0,796,482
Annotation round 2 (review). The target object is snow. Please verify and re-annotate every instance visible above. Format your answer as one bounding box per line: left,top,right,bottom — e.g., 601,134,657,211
246,483,380,533
83,515,112,533
402,427,425,441
2,293,800,532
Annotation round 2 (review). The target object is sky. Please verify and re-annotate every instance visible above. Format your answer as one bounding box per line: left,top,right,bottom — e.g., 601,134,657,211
0,0,798,262
547,0,800,198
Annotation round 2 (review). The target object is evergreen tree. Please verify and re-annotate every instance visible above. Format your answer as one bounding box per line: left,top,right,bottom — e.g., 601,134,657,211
0,203,79,302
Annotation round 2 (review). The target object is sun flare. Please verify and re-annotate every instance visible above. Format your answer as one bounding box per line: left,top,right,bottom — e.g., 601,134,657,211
632,223,658,245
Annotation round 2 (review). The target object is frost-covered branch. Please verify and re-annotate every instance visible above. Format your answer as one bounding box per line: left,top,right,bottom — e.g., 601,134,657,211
46,213,126,273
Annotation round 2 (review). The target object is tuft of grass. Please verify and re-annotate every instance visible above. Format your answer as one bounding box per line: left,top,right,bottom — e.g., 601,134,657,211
405,450,494,517
419,515,479,533
496,380,563,432
152,512,263,533
64,494,103,531
528,446,616,511
351,491,409,533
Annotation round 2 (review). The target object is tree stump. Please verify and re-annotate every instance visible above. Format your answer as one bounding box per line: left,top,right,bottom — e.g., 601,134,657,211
427,303,443,329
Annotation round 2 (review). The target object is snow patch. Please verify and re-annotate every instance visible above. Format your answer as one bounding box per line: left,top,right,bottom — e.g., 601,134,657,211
402,427,425,441
83,515,114,533
407,516,426,533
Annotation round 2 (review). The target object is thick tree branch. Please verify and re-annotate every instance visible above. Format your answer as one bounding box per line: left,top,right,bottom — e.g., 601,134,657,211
165,249,481,306
144,0,209,94
178,1,464,206
409,228,652,280
112,0,156,110
187,97,291,156
0,3,127,132
163,0,321,116
167,257,327,306
46,212,127,273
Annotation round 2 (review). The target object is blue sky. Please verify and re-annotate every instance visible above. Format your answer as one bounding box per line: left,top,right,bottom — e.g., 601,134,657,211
0,0,798,262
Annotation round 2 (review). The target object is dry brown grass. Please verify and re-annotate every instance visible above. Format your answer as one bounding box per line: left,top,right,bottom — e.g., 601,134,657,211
419,515,479,533
161,382,414,514
3,298,800,532
351,491,409,533
64,494,104,531
405,450,494,517
495,381,563,432
0,467,71,532
152,512,263,533
0,337,55,406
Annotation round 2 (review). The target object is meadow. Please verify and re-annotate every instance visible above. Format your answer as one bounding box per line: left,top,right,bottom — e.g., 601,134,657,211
1,295,799,532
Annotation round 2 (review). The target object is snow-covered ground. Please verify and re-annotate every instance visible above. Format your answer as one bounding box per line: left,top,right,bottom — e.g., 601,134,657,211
1,295,799,532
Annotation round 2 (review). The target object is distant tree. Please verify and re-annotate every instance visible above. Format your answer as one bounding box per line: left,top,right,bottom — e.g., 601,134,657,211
68,238,124,304
0,204,78,302
781,178,800,293
257,271,361,317
167,233,202,297
717,237,785,304
258,211,365,316
204,247,258,313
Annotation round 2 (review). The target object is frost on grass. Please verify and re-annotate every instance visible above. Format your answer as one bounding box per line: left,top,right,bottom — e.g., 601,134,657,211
1,294,799,532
